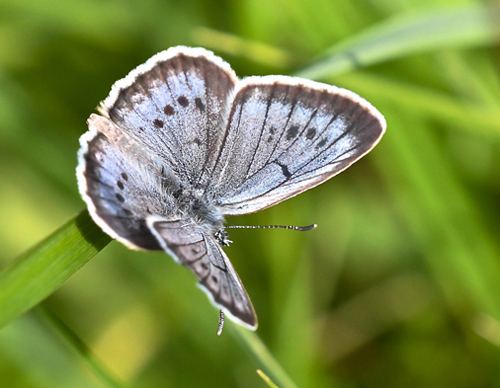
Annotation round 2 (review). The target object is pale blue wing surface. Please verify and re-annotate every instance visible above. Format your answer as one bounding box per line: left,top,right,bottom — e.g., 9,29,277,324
147,216,257,330
208,76,386,215
100,47,237,189
78,114,181,250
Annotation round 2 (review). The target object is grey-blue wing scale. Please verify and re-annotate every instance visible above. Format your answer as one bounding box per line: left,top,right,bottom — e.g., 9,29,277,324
147,216,257,329
208,76,386,215
99,46,237,189
78,114,174,250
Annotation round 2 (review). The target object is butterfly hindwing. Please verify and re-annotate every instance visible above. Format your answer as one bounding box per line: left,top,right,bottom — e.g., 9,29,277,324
147,216,257,330
78,114,179,250
209,76,386,215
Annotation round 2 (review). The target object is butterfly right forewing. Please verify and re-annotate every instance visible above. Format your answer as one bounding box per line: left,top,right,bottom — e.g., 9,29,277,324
209,76,386,215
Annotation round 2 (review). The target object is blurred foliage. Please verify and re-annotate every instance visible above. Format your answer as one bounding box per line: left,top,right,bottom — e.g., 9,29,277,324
1,0,500,387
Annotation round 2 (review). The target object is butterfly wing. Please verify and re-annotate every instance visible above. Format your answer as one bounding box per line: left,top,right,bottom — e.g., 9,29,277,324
207,76,386,215
147,216,258,330
77,114,183,250
100,46,237,189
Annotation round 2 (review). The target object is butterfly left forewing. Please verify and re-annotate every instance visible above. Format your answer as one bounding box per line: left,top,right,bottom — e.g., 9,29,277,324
209,76,386,215
100,46,237,189
147,216,258,330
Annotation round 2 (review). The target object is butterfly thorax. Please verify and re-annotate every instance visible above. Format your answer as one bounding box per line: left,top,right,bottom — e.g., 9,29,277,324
166,182,226,237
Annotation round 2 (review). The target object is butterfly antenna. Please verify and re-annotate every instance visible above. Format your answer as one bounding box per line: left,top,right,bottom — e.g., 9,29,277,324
226,224,317,231
217,310,225,336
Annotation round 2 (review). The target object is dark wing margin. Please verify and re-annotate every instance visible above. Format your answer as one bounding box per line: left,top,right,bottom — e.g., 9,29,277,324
99,46,238,189
209,75,386,215
146,215,258,330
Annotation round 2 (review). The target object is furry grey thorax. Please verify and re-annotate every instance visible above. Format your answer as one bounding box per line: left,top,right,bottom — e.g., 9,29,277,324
157,165,226,235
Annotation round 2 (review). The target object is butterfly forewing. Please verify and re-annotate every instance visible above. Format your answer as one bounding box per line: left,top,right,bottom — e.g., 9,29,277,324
210,76,386,215
147,216,257,329
101,47,238,188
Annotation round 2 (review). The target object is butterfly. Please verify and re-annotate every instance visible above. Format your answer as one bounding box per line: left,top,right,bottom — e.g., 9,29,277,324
77,46,386,331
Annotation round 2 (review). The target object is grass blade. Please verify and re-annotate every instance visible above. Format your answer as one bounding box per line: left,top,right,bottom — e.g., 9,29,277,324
38,306,128,388
257,369,280,388
0,210,110,329
230,323,299,388
296,3,500,79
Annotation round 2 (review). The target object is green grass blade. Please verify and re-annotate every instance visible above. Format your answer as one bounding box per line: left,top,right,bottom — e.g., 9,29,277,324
0,210,110,329
296,3,500,79
230,324,299,388
257,369,280,388
192,26,296,69
38,307,128,388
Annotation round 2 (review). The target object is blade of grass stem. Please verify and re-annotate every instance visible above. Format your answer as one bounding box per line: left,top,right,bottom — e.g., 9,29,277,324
37,306,128,388
229,323,300,388
0,210,110,329
296,3,500,80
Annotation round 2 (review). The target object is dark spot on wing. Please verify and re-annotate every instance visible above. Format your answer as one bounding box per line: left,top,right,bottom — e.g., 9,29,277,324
316,138,328,149
139,126,145,132
278,162,291,178
153,119,164,128
116,193,125,203
201,262,208,270
194,138,202,146
177,96,189,107
286,125,299,140
121,172,129,181
164,105,175,115
195,97,205,111
267,126,278,142
122,208,132,216
117,180,124,190
306,127,316,140
211,275,218,284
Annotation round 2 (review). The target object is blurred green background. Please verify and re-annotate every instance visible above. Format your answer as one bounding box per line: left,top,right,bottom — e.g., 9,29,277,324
1,0,500,387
